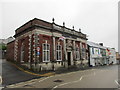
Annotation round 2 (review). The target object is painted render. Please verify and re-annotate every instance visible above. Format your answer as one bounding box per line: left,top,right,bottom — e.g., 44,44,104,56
87,41,117,67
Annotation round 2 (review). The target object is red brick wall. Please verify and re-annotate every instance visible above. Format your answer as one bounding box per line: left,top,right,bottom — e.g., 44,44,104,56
24,36,29,62
17,39,21,63
6,41,14,61
17,36,29,63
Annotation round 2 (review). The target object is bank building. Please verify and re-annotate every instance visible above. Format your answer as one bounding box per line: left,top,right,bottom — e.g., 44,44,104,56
7,18,88,71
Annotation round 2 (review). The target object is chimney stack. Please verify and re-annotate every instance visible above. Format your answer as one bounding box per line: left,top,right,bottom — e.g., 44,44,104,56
99,43,103,46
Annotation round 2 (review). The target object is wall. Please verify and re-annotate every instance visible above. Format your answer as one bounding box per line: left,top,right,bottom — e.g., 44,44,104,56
6,41,15,61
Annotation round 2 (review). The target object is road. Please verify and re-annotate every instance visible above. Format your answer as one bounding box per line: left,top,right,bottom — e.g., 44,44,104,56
1,59,40,86
6,64,119,89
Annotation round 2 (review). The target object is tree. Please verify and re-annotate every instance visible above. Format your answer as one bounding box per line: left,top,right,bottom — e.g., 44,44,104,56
0,43,7,50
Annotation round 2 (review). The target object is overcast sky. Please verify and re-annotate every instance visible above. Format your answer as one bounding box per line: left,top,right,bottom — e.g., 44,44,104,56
0,0,119,51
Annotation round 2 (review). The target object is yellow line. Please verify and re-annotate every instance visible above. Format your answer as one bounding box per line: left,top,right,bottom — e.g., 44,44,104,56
9,62,55,77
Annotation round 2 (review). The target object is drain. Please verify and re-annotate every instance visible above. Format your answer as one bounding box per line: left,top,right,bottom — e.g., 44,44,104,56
54,79,63,82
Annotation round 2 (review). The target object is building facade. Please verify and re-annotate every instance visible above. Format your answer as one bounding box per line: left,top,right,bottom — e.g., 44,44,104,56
116,52,120,64
87,41,104,67
6,40,15,61
0,37,14,59
87,41,117,67
106,48,116,64
8,18,88,71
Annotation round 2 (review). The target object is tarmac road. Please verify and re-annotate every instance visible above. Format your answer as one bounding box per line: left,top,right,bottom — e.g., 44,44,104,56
1,58,120,89
6,64,119,89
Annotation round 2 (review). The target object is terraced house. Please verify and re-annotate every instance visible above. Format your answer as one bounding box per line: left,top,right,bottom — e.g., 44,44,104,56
87,41,116,67
7,18,88,71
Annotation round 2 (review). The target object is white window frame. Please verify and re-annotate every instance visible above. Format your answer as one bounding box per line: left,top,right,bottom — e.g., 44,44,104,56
82,47,86,59
42,42,50,62
21,42,25,63
56,45,62,61
75,47,80,60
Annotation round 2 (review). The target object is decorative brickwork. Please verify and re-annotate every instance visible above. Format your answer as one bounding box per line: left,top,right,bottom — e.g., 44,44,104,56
14,39,18,61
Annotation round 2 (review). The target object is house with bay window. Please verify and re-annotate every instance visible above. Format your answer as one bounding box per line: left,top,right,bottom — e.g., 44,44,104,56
7,18,88,71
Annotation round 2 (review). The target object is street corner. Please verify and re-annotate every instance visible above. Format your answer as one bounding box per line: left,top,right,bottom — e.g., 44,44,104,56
9,61,56,77
40,72,56,77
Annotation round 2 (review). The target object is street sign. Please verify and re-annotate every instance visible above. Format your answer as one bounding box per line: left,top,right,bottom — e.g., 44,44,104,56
37,52,40,55
37,47,40,51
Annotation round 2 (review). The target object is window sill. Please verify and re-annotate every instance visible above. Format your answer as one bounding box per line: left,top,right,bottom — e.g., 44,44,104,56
43,61,50,63
56,60,62,61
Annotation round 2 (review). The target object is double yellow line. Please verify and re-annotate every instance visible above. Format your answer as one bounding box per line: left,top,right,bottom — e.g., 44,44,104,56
9,62,55,77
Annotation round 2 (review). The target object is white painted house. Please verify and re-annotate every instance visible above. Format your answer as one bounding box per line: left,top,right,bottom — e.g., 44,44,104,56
87,41,117,67
106,47,116,64
87,41,106,67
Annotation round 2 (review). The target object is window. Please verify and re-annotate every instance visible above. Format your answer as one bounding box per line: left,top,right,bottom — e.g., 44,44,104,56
75,47,80,60
92,47,94,54
98,49,100,54
21,42,25,62
42,43,50,62
56,45,62,61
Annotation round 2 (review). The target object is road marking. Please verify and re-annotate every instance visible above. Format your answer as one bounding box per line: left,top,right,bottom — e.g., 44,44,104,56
39,69,96,83
8,76,55,88
7,81,36,88
0,76,2,84
38,70,82,83
79,76,83,80
0,87,4,90
39,76,53,82
7,66,96,88
9,61,55,77
8,67,101,88
52,76,83,90
7,78,40,88
55,68,96,77
115,80,120,86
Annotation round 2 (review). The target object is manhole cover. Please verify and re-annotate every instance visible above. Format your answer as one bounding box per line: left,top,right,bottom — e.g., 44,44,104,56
54,79,63,83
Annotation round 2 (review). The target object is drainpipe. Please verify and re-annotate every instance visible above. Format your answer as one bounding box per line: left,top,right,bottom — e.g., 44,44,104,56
52,18,55,71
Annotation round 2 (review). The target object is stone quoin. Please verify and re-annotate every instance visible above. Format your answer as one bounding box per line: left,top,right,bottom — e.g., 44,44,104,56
6,18,88,71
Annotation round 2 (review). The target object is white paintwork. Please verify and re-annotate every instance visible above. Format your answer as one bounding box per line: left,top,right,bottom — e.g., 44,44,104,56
53,37,56,60
42,41,50,62
64,39,67,61
107,48,117,64
87,41,105,66
14,40,18,61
